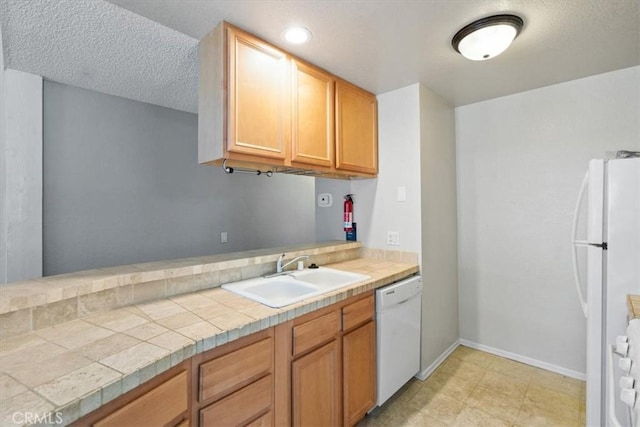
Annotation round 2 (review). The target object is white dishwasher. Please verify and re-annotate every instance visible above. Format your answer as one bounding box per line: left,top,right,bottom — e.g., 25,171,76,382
375,275,422,406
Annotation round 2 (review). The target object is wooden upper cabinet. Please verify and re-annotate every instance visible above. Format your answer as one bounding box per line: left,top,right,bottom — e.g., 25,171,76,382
198,22,290,166
291,59,334,168
199,21,378,177
227,25,290,160
335,79,378,175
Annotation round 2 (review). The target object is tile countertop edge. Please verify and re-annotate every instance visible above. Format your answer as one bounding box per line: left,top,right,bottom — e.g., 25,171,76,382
0,258,418,426
0,241,362,315
629,294,640,320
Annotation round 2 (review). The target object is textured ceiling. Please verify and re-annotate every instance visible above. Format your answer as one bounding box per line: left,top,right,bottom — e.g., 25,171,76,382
0,0,198,112
1,0,639,114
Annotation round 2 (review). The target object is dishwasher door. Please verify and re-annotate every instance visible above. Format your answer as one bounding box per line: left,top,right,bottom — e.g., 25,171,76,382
376,276,422,406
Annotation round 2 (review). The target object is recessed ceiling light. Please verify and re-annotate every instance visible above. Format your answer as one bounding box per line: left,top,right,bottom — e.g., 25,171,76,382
452,14,524,61
282,26,312,45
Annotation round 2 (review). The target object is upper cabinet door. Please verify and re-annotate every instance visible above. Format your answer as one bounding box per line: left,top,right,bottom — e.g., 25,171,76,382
227,26,290,160
335,80,378,175
291,59,334,168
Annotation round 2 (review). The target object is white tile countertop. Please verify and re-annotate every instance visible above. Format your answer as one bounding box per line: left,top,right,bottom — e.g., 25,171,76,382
0,244,418,426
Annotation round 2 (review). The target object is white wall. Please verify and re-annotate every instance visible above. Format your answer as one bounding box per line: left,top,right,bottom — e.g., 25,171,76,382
350,84,422,254
419,84,459,372
316,84,423,255
0,25,6,283
316,83,459,373
0,49,43,283
456,66,640,375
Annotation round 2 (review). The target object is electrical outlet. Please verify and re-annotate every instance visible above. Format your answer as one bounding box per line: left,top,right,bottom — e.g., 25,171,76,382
387,232,400,246
221,232,228,243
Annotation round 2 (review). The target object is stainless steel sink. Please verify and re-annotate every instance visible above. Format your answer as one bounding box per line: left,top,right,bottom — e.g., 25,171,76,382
221,267,370,308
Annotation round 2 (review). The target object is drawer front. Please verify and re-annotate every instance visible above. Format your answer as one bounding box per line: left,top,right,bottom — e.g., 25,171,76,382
342,295,374,331
199,337,273,402
200,374,272,427
293,310,341,356
245,411,272,427
94,370,188,427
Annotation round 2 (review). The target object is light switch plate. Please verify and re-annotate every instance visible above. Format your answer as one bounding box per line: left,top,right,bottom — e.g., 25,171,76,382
318,193,333,207
387,232,400,246
397,186,406,202
220,232,228,243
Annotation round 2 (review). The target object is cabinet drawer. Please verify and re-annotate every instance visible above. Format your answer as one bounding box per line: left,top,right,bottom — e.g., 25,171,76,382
293,310,340,356
199,336,272,402
94,370,188,427
245,411,272,427
342,295,374,331
200,375,272,427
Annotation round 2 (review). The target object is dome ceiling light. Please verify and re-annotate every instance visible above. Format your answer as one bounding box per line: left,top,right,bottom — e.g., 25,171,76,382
452,14,524,61
282,26,313,45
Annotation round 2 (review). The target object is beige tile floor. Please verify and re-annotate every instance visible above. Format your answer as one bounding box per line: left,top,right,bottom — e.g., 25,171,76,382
360,345,586,427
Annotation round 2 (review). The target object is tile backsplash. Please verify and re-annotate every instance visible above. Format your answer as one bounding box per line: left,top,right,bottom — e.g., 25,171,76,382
0,242,362,340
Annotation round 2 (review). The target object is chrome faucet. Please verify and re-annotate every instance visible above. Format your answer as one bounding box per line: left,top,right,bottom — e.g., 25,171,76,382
276,253,310,273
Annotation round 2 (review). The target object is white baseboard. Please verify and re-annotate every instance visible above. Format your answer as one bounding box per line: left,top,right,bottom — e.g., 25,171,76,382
415,339,460,381
459,339,586,381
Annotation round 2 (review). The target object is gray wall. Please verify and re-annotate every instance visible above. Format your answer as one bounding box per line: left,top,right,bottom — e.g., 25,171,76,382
43,81,315,276
315,178,350,241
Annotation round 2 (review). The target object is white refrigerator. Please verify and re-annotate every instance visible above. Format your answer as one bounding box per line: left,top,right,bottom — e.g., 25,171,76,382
572,155,640,426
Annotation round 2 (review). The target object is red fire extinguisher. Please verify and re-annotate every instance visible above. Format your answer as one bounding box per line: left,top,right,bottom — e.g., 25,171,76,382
343,194,354,232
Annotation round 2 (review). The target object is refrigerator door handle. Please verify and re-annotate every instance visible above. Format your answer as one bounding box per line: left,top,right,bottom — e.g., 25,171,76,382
571,170,589,318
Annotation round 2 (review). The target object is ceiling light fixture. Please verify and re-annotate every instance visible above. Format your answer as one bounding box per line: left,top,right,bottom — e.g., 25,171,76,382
282,26,312,45
452,14,524,61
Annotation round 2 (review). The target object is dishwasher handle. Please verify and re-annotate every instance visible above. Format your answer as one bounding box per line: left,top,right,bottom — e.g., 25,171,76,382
376,277,423,310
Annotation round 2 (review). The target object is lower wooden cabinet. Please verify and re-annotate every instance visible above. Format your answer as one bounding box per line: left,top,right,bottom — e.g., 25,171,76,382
245,411,273,427
281,291,376,427
193,328,275,427
343,321,376,426
71,291,377,427
197,335,273,402
199,374,273,426
70,362,191,427
292,340,341,426
94,370,188,427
